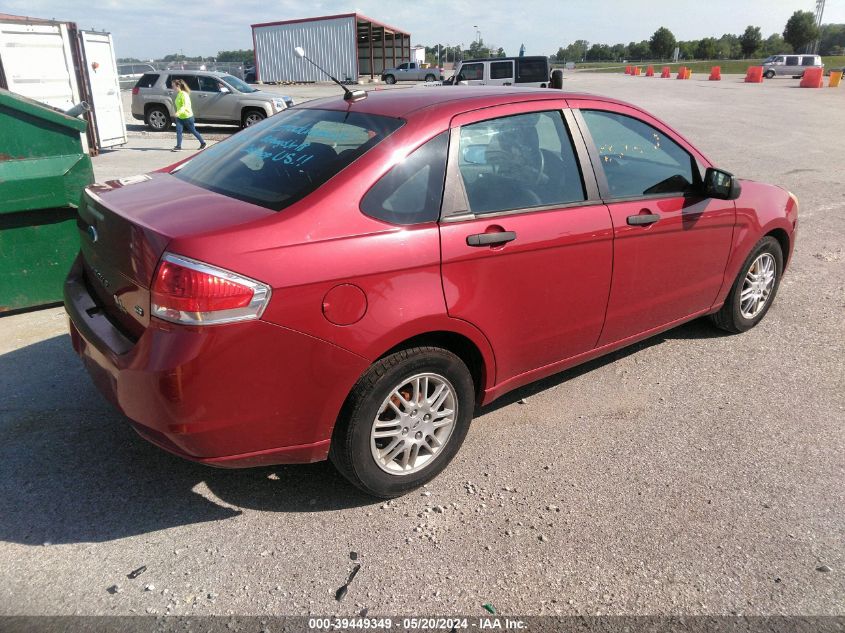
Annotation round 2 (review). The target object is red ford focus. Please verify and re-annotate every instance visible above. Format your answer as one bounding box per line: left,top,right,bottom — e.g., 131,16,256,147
65,87,797,497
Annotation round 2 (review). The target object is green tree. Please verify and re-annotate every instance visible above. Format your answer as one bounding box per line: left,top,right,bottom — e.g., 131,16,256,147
649,27,676,60
627,40,651,60
217,49,254,63
696,38,718,59
783,10,819,53
740,26,762,57
760,33,791,56
819,23,845,55
678,40,699,59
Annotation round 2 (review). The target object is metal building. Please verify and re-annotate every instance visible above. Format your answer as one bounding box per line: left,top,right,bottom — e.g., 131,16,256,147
252,13,411,83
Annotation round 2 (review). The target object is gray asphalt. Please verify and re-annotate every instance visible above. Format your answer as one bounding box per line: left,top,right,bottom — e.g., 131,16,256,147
1,73,843,618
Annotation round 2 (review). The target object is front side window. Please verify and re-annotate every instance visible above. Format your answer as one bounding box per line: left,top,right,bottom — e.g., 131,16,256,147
458,111,585,214
580,109,696,199
198,76,221,92
490,61,513,79
458,63,483,81
773,56,784,63
361,132,448,225
173,109,403,211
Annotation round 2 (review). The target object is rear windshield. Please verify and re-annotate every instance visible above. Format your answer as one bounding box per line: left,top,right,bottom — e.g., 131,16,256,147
172,108,404,211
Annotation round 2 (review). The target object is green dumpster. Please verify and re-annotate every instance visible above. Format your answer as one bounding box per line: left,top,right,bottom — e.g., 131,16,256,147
0,88,94,312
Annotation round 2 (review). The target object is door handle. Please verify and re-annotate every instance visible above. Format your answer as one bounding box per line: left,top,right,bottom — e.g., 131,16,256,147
627,213,661,226
466,231,516,247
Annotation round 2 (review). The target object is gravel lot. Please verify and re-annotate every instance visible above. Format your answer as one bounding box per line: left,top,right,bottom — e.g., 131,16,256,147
1,73,843,619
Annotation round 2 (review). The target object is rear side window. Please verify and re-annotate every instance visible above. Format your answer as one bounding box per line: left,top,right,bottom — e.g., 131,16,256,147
173,109,404,211
490,61,513,79
801,56,818,66
786,56,799,66
135,73,159,88
166,74,200,91
516,59,548,83
361,132,448,225
581,109,696,198
458,111,585,214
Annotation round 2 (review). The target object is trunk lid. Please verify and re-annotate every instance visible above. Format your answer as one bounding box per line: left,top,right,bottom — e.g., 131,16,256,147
76,172,273,339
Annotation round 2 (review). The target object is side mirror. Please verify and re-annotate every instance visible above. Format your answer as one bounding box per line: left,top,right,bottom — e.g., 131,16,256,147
703,167,741,200
219,86,230,94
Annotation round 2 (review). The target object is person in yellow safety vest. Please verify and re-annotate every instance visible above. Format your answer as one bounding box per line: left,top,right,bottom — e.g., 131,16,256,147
171,79,206,152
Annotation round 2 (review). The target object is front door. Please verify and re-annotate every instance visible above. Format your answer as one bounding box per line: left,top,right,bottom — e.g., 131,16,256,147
196,75,237,121
439,103,613,384
456,61,485,85
570,101,735,345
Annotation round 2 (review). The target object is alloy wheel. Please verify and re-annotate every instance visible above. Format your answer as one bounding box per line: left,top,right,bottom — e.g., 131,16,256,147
370,373,457,475
740,253,776,319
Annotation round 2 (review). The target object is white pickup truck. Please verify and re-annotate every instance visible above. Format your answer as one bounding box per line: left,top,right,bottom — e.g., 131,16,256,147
381,62,443,84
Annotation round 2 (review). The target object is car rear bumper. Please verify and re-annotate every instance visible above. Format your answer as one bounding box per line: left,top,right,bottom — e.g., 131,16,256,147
64,254,369,468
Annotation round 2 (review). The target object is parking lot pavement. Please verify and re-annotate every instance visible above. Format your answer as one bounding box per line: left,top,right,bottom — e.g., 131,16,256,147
1,73,843,617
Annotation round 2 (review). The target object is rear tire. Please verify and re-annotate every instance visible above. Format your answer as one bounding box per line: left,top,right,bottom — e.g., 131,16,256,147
424,74,436,82
710,236,783,333
384,74,396,85
144,105,171,131
330,347,475,498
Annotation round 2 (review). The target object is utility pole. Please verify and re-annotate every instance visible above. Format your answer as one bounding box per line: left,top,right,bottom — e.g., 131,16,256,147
812,0,825,53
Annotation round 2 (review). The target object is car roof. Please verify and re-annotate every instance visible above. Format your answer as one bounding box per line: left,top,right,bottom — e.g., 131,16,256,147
162,70,228,76
300,86,632,119
458,56,548,63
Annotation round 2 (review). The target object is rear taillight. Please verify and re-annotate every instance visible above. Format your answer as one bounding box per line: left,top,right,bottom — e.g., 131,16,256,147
132,87,139,95
151,253,271,325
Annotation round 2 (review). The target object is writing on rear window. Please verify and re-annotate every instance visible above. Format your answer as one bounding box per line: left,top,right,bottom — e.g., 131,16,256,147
173,109,403,211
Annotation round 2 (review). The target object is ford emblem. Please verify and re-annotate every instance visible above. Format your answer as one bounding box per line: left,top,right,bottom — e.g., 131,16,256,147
86,225,99,243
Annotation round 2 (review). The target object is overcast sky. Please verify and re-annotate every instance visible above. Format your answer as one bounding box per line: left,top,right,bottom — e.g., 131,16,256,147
4,0,842,59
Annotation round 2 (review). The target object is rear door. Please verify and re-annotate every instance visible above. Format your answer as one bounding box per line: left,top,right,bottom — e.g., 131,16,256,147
569,99,735,345
488,60,514,86
165,74,203,117
785,56,800,75
439,102,613,384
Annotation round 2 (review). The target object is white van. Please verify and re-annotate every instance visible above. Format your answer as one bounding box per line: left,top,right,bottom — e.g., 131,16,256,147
762,54,824,79
448,56,551,87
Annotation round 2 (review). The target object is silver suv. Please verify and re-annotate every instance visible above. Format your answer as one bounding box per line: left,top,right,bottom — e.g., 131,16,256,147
131,70,294,130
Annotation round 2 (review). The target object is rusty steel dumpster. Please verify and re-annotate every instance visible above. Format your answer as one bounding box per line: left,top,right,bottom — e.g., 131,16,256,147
0,88,94,312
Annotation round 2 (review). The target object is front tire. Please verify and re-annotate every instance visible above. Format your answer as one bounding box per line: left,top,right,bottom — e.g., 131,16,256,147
384,74,396,85
241,109,266,128
710,236,783,333
424,74,436,82
330,347,475,498
764,70,775,79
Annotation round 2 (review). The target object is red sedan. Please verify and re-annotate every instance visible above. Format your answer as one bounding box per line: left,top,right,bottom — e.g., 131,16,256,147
65,87,798,497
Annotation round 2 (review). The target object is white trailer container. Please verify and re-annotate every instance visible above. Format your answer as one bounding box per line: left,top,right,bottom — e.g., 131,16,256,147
0,13,126,153
252,13,411,83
